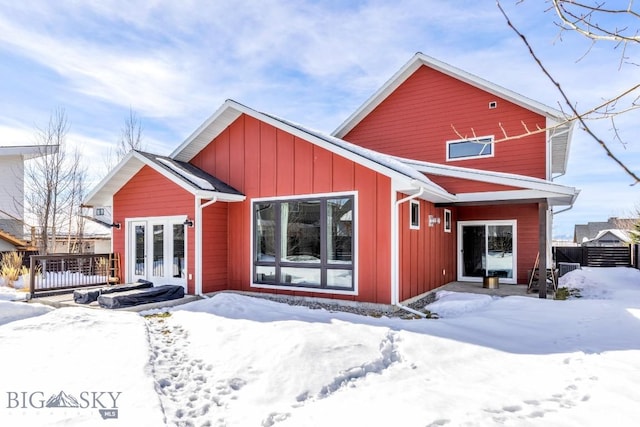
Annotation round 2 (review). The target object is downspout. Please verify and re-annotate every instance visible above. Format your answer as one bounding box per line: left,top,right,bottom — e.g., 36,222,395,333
194,196,218,297
391,186,428,318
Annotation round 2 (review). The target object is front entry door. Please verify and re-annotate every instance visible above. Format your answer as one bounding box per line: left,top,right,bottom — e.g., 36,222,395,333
128,217,187,289
458,221,516,284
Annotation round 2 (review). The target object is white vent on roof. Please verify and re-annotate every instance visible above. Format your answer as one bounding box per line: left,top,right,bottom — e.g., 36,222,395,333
489,101,497,109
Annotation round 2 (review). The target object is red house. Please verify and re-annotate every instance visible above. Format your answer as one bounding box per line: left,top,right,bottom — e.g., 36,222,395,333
84,53,578,308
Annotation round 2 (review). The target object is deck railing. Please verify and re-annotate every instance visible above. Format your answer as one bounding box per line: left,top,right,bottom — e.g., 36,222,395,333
29,253,112,298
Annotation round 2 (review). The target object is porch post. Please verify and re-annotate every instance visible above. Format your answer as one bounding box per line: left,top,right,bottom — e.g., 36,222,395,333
538,200,548,299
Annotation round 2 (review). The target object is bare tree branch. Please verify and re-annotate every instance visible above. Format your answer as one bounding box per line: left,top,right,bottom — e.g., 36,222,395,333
497,1,640,185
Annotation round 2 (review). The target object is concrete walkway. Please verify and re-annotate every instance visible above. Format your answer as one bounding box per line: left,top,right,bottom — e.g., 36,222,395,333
438,281,553,298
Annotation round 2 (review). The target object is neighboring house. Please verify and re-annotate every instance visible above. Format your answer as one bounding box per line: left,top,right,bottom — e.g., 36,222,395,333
582,229,633,247
574,217,638,245
84,53,579,306
0,145,53,252
49,233,112,254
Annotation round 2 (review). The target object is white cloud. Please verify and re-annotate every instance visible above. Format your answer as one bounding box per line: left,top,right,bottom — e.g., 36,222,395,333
0,0,638,238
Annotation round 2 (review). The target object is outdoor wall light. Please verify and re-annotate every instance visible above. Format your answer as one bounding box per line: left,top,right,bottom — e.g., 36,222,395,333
111,222,121,229
428,215,441,227
184,219,194,227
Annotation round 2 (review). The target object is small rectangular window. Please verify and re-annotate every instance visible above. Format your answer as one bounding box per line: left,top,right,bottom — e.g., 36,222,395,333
410,200,420,229
95,208,105,216
444,209,452,233
446,136,494,161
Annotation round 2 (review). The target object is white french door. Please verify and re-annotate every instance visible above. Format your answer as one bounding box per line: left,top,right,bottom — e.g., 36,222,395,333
457,220,517,284
128,217,187,289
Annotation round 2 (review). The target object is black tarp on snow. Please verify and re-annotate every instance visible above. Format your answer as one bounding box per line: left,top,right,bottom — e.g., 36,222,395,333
73,280,154,304
97,284,185,309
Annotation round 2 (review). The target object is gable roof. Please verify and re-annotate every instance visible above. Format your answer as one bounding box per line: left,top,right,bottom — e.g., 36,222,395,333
83,150,244,207
331,52,575,175
170,100,457,203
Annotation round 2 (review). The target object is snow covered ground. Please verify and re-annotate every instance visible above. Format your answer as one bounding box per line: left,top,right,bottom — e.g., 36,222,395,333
1,267,639,426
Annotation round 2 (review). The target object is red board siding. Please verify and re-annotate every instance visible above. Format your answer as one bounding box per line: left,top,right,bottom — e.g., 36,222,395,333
112,166,198,293
344,66,548,179
427,175,521,194
398,196,457,301
457,203,539,284
190,114,393,304
201,202,229,294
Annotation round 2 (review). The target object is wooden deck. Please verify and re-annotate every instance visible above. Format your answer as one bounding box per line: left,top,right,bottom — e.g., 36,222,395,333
31,287,200,312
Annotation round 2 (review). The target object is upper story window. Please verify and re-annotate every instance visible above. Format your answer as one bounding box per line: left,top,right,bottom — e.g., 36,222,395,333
95,207,105,216
446,136,494,161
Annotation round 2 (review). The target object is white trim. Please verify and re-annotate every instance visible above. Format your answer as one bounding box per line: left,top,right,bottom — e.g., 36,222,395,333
409,200,420,230
457,220,518,284
249,190,358,295
195,196,202,296
455,189,578,206
444,209,452,233
446,136,495,162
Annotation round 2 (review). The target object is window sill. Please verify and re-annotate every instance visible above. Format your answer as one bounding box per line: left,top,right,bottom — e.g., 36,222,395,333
250,282,357,296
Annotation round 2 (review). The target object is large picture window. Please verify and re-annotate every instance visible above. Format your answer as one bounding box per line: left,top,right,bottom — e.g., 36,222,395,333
446,136,494,161
254,195,354,290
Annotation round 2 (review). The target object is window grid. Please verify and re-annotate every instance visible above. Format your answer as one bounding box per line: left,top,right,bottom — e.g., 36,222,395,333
254,196,354,291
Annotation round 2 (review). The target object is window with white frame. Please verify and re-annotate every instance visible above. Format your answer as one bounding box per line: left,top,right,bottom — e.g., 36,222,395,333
254,195,354,290
444,209,452,233
446,136,494,161
410,200,420,229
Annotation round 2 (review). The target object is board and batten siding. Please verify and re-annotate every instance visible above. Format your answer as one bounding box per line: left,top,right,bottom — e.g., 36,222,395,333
112,165,199,294
190,114,394,304
398,196,457,302
427,175,522,194
343,66,548,179
457,203,539,285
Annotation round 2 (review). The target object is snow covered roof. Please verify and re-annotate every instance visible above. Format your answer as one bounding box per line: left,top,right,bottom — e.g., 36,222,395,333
171,100,457,203
84,150,244,207
583,229,633,244
396,156,580,207
331,52,575,175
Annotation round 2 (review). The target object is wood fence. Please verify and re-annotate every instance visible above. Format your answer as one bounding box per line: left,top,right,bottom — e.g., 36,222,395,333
29,253,112,298
554,246,632,268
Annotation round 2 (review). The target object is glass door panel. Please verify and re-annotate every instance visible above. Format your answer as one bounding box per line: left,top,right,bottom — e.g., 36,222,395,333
131,222,147,282
152,224,164,278
459,222,516,283
487,225,513,278
462,225,485,278
172,224,185,279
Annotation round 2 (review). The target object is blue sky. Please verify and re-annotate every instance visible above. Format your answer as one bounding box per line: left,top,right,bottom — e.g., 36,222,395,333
0,0,638,239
